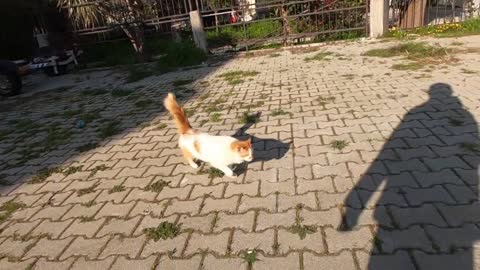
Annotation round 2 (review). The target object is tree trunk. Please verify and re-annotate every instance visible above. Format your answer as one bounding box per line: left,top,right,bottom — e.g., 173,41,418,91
121,24,149,63
281,2,291,46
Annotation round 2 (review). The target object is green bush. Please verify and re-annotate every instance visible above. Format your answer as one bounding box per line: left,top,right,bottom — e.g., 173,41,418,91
157,41,207,70
206,20,282,48
81,37,175,67
247,20,282,38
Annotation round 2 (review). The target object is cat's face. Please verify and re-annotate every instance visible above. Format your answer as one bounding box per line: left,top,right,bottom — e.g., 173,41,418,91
232,138,253,162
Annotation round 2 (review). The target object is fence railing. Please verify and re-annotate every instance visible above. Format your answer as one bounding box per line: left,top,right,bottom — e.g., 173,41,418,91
63,0,368,52
199,0,368,51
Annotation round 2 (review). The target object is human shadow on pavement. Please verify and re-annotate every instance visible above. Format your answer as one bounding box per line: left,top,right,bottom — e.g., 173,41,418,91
340,83,480,269
232,112,291,175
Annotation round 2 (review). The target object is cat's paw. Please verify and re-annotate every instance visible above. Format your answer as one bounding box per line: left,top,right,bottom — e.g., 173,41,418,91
223,170,235,178
189,162,199,169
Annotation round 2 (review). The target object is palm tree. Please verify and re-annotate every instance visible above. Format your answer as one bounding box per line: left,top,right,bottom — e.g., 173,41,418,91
56,0,155,62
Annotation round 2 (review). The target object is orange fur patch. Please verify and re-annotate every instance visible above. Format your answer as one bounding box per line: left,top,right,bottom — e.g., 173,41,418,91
194,142,201,154
181,146,194,163
230,138,252,157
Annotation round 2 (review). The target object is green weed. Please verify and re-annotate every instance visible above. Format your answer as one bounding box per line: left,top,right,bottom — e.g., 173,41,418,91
143,221,180,241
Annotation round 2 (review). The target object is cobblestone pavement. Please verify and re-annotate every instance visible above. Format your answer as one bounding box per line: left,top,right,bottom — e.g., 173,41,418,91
0,35,480,270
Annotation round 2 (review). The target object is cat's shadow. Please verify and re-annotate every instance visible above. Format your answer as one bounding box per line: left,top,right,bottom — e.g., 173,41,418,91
231,112,291,175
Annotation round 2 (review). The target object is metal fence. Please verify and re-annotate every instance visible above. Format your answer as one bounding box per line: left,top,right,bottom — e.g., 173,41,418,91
389,0,479,29
199,0,369,52
63,0,368,51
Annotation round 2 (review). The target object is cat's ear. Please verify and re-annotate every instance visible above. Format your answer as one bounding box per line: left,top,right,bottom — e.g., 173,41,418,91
246,137,252,145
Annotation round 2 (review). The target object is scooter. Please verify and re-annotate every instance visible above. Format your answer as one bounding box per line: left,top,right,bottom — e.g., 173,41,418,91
0,49,82,97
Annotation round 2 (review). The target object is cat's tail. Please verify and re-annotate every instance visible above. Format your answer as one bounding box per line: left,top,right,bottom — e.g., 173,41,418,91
164,93,191,134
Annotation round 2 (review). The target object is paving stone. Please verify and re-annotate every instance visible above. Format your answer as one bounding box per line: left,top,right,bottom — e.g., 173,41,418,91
110,255,157,270
0,258,36,270
124,187,157,203
438,203,480,226
389,204,447,228
163,198,202,216
95,201,135,218
62,202,104,220
33,257,75,270
302,208,343,227
11,193,43,207
278,229,325,253
384,159,429,173
0,237,36,257
156,255,202,269
423,156,471,171
202,254,247,270
303,251,356,270
412,170,462,187
278,192,317,212
318,191,362,209
144,165,175,177
69,257,115,270
377,226,433,253
0,220,41,237
261,179,295,196
425,224,480,252
356,250,416,270
413,250,478,270
30,205,72,221
245,169,278,183
100,235,146,259
332,176,354,192
178,213,215,233
190,184,225,199
215,211,255,232
253,253,300,270
297,178,335,194
133,215,178,236
62,189,101,205
35,180,71,194
231,229,275,254
129,201,168,218
225,181,259,197
184,231,230,256
25,237,73,260
156,185,192,201
61,217,105,238
30,219,73,238
60,236,109,259
256,209,296,231
96,216,141,237
95,188,131,204
325,227,373,253
238,194,276,213
444,184,477,203
403,186,456,206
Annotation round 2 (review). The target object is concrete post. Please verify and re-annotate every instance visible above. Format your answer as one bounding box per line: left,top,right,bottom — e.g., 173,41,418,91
370,0,389,38
189,10,208,53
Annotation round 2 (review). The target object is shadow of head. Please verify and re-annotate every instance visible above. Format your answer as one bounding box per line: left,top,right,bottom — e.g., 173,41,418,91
428,82,453,97
232,112,291,174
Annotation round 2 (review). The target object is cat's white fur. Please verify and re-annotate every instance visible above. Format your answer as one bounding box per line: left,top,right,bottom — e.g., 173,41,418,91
164,93,253,177
180,132,253,177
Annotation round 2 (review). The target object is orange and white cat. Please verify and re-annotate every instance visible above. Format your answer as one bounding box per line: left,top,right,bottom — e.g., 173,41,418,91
164,93,253,177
